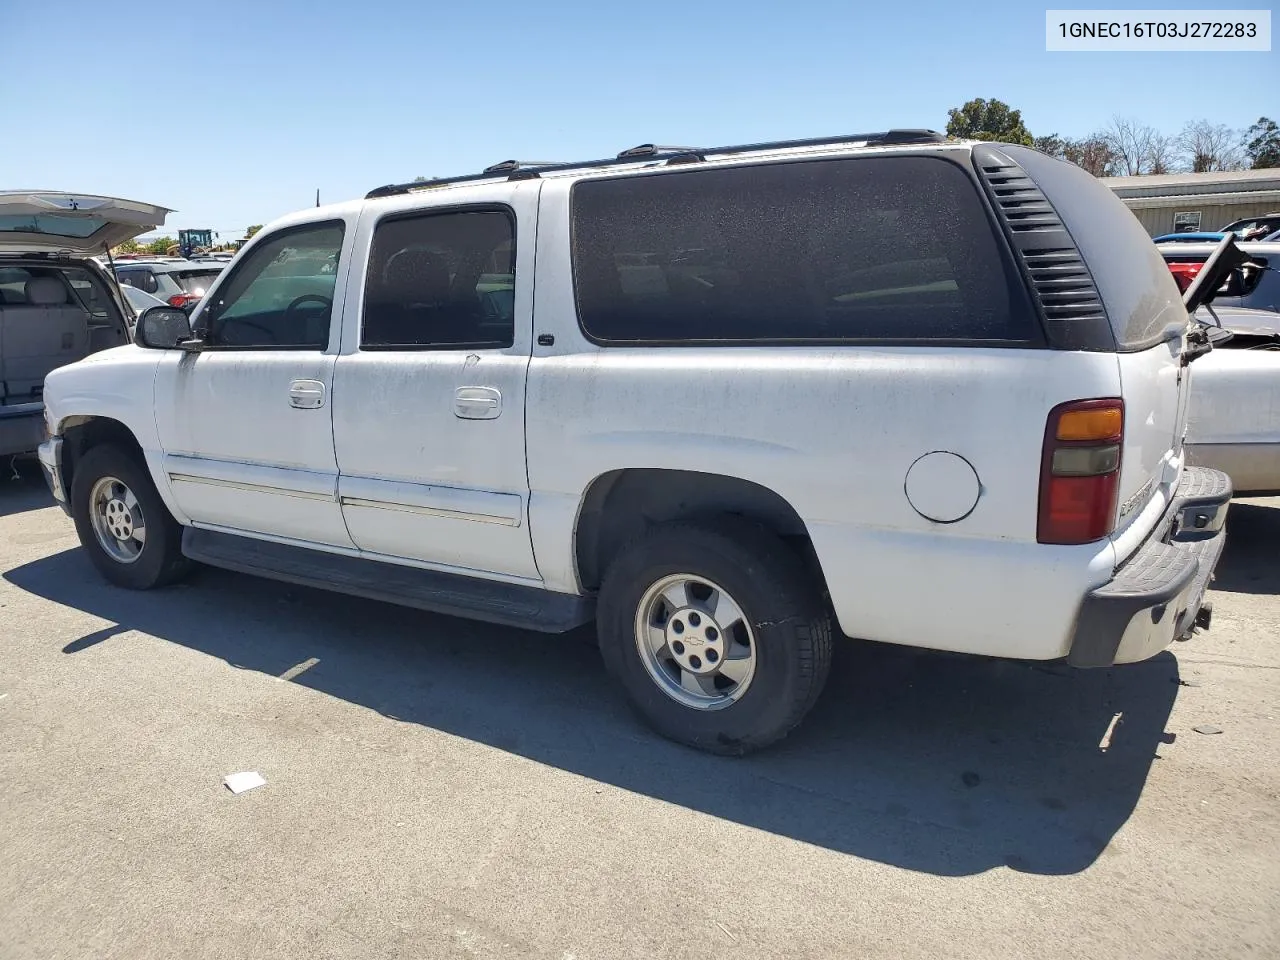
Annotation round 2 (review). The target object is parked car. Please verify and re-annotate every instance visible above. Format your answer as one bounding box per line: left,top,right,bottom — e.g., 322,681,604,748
1219,213,1280,242
0,190,167,458
1181,304,1280,494
1152,231,1228,244
118,283,170,324
37,132,1232,753
1157,240,1280,311
113,259,225,311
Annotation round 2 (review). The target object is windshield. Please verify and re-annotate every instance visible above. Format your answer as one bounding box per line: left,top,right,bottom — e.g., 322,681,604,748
171,269,223,296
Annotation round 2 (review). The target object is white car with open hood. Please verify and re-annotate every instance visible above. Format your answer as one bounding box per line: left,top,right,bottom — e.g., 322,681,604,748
33,134,1236,753
1184,303,1280,494
0,190,171,457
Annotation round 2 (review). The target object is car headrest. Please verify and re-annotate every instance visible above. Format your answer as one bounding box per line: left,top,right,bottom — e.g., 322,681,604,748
25,276,68,306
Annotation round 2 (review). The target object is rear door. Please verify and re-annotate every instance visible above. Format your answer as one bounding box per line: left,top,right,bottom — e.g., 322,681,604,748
330,183,540,581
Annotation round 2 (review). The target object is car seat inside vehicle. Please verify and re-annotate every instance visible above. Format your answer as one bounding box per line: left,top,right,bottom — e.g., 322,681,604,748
0,268,121,406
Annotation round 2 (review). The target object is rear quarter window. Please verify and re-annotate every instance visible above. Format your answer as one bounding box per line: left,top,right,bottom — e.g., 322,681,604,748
571,155,1036,345
1003,145,1186,351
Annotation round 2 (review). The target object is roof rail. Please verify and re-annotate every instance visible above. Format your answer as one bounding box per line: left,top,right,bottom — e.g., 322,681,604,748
481,159,565,174
364,129,948,199
616,143,701,159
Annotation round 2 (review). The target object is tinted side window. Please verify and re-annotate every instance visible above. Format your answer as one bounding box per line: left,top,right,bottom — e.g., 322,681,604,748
202,222,344,349
361,210,515,350
571,156,1031,344
118,269,158,295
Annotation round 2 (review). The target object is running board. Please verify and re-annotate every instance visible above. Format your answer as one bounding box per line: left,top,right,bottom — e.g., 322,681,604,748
182,528,593,633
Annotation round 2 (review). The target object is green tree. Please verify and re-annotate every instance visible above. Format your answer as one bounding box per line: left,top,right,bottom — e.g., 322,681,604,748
1245,117,1280,169
245,224,263,239
113,238,140,255
145,236,175,255
945,98,1033,146
1033,134,1067,158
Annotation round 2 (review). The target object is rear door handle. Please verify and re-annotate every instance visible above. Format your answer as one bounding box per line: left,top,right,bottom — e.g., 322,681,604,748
289,379,326,409
455,386,502,419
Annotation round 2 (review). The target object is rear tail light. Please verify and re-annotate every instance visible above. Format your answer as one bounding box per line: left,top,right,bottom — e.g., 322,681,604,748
1167,261,1203,293
167,294,196,308
1038,399,1124,545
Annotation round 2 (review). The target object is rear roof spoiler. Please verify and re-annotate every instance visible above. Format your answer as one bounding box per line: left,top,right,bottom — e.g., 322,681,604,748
1182,234,1257,313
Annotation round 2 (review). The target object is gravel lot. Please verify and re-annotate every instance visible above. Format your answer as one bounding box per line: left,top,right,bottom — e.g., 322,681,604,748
1,463,1277,959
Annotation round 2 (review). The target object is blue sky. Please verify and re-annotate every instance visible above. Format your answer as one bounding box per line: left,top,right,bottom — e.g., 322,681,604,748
3,0,1274,240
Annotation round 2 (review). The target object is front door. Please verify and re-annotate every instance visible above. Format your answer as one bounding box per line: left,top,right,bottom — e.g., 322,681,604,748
331,190,540,581
153,219,354,548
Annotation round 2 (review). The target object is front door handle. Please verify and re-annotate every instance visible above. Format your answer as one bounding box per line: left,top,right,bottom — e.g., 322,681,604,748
455,386,502,419
289,379,326,409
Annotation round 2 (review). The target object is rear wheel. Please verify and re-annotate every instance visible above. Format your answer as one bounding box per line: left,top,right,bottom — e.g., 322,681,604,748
597,521,832,755
71,444,192,589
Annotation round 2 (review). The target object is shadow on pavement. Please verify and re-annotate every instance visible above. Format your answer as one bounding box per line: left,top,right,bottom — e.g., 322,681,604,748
1211,498,1280,596
6,547,1180,878
0,459,53,518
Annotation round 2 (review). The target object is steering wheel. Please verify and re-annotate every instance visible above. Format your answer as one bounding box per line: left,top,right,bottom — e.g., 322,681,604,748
286,294,333,313
214,318,278,345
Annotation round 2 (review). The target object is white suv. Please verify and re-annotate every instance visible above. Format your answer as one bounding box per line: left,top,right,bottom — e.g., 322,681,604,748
37,130,1233,753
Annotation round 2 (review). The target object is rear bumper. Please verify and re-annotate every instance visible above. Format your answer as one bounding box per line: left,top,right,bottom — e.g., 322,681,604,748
1068,466,1232,667
37,436,71,517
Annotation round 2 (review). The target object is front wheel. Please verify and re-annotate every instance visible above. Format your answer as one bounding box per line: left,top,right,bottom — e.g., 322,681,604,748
70,444,193,589
597,521,832,755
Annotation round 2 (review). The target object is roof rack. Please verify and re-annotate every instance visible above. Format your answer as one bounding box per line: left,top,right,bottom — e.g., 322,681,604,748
365,129,947,199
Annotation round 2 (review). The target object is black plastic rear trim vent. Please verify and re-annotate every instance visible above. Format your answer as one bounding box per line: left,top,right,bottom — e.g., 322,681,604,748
972,144,1114,351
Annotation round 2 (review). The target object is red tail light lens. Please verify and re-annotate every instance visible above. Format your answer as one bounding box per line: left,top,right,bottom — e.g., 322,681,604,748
1038,399,1124,545
1167,261,1203,294
167,294,194,308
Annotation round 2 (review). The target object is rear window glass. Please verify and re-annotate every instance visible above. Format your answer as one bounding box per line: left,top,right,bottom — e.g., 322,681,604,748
571,156,1032,344
171,269,222,295
0,214,106,239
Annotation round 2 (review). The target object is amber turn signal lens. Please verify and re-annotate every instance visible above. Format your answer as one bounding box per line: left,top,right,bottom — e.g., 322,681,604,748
1056,407,1123,442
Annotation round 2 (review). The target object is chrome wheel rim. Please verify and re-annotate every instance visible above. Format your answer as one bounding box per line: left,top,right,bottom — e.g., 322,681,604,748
88,476,146,564
634,573,756,711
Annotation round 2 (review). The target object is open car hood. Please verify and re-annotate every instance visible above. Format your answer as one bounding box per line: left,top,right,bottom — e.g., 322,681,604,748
0,190,172,256
1201,305,1280,338
1182,234,1258,313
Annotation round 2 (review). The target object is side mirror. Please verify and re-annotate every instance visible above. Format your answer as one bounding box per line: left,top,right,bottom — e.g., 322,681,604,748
136,306,196,350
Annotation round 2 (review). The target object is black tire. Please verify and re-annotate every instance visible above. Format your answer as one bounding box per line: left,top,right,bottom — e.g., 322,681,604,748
70,444,193,590
597,520,832,755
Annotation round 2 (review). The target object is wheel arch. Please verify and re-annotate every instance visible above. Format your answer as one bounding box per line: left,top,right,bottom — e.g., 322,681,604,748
572,468,824,594
59,416,146,502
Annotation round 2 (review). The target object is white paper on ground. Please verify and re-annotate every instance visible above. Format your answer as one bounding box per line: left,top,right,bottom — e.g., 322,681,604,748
223,771,267,795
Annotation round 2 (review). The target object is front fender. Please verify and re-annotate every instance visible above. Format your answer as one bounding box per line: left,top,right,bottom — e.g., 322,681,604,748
44,346,162,445
43,347,190,522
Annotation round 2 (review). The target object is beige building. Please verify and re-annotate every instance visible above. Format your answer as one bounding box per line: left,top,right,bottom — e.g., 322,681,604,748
1102,168,1280,237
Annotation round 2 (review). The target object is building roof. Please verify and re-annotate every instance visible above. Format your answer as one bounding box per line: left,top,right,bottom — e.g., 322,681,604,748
1102,167,1280,198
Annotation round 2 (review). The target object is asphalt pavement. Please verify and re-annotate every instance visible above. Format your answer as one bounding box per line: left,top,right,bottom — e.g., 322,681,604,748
1,463,1277,959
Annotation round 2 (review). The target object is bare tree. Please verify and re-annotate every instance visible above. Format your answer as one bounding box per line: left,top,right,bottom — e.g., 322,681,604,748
1063,135,1118,177
1146,132,1178,174
1177,120,1245,172
1101,116,1163,175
